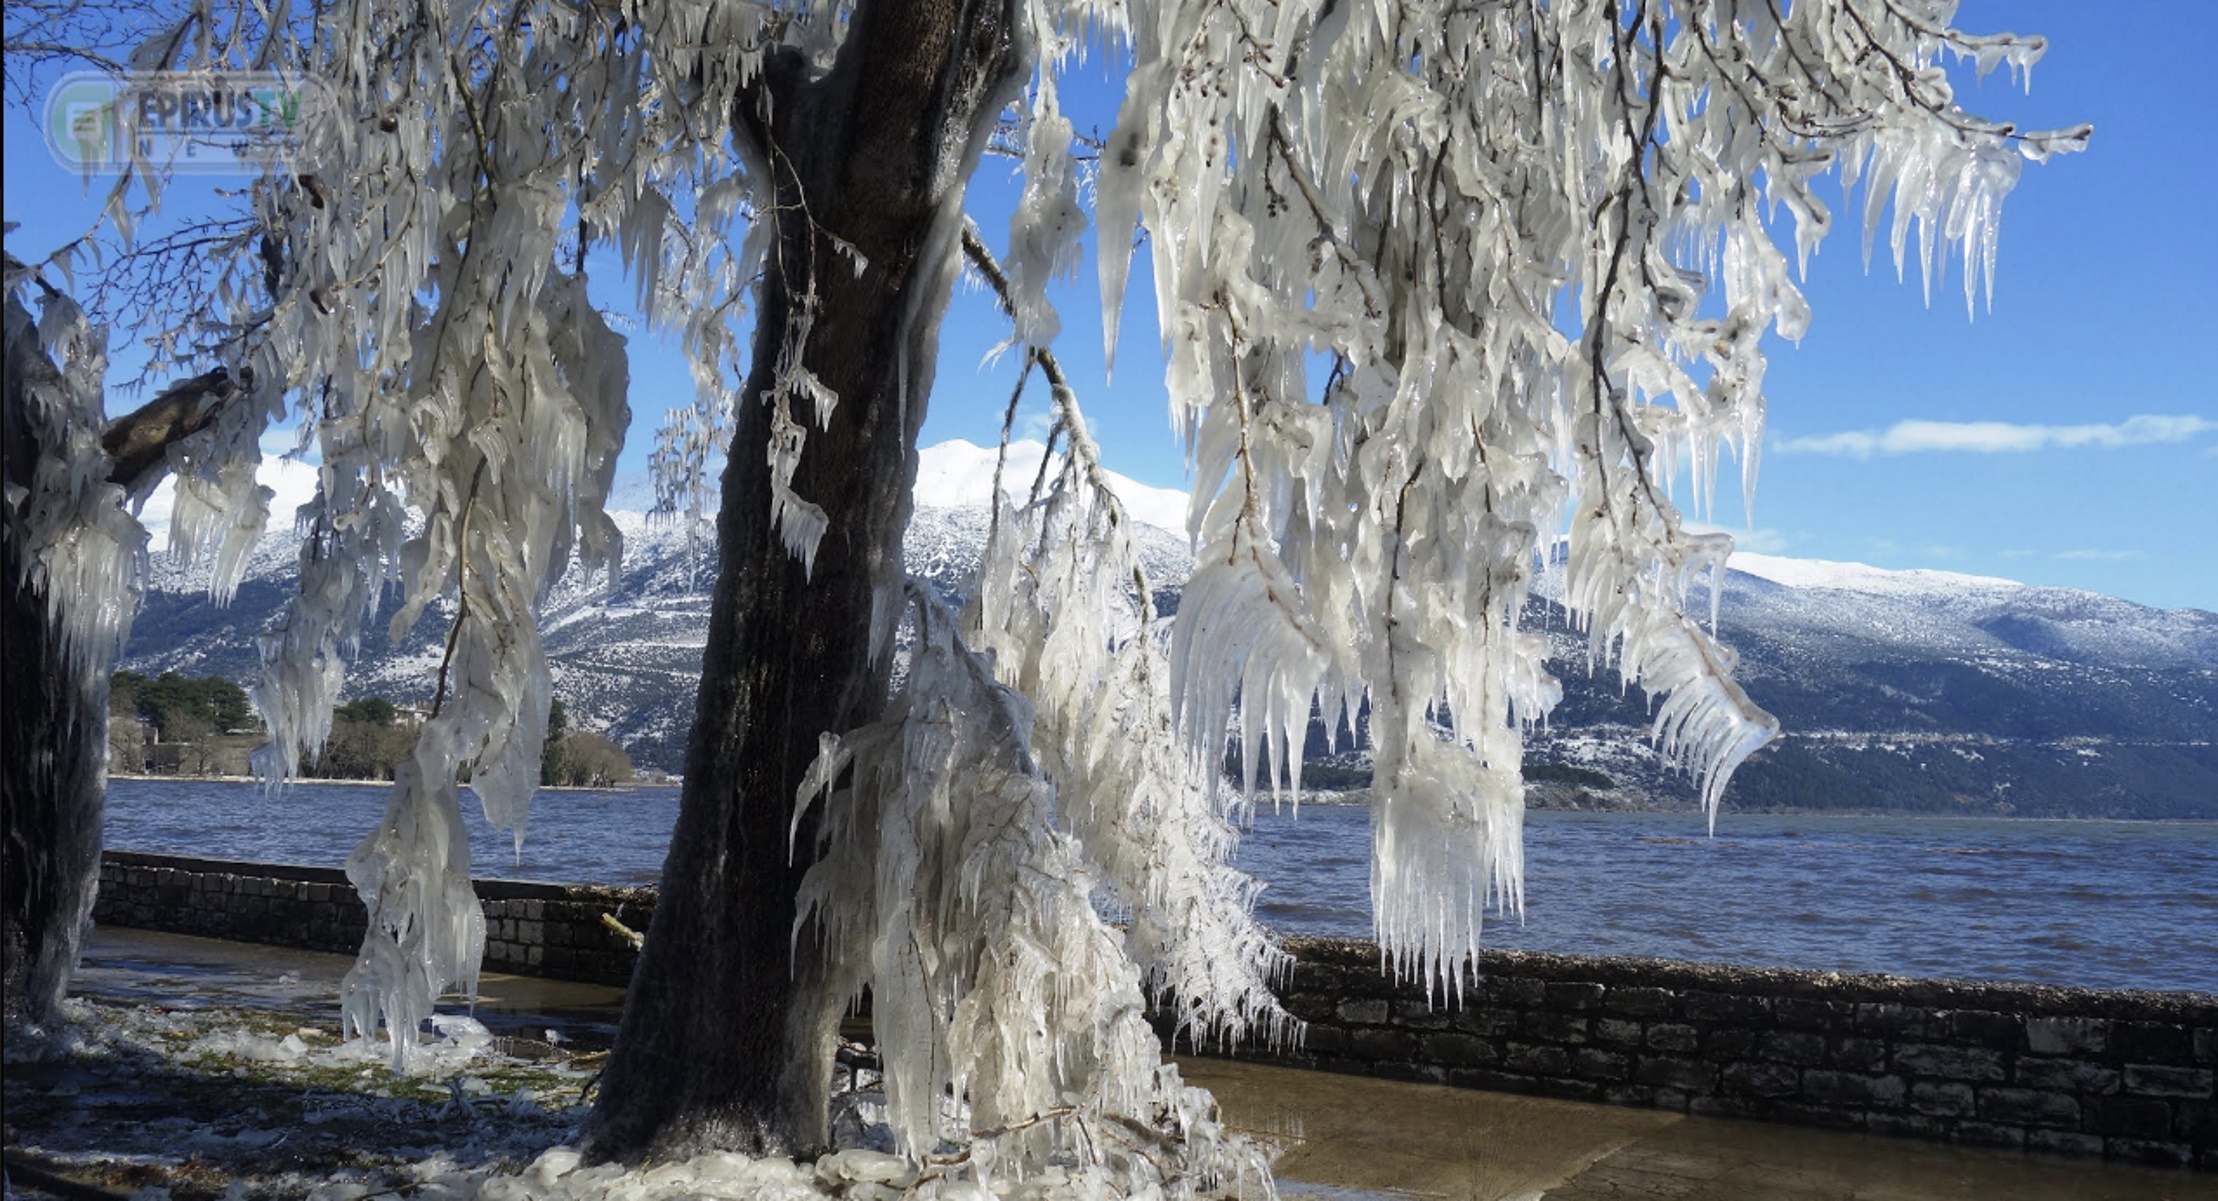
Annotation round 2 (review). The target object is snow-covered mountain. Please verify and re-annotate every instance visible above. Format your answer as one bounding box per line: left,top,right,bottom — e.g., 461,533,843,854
121,442,2216,818
124,441,1195,772
1521,552,2217,819
911,438,1192,533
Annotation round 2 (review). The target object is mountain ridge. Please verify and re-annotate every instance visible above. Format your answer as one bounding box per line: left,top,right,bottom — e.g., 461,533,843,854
120,444,2217,819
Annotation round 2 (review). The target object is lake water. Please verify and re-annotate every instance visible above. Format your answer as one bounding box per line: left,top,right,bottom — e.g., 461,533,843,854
104,778,2218,994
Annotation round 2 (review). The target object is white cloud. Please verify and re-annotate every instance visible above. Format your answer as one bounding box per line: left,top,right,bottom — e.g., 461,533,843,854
1014,406,1054,444
1774,414,2217,458
1685,519,1787,553
2053,549,2143,562
138,455,321,548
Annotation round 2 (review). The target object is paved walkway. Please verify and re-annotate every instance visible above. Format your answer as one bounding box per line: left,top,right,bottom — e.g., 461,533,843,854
69,929,2216,1200
1181,1057,2210,1200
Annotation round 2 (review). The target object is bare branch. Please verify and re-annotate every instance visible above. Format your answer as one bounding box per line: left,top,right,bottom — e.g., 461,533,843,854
99,364,241,489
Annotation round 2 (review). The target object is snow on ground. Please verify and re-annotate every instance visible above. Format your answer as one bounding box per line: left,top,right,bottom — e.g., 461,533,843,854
4,996,1272,1201
7,998,579,1198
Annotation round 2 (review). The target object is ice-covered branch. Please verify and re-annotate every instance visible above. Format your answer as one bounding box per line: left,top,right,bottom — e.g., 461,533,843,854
794,586,1273,1191
99,366,238,489
963,222,1290,1043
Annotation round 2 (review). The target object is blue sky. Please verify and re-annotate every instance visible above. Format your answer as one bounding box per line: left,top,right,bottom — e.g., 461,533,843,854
7,1,2213,610
1720,1,2218,612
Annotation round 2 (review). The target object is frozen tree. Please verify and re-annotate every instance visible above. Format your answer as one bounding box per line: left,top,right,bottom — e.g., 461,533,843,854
6,0,2082,1189
3,252,255,1029
5,5,318,1031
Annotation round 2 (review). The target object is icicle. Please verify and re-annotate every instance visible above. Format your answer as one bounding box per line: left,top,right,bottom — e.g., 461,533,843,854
1088,0,2072,999
5,287,145,681
1369,733,1525,1002
338,723,486,1072
1003,76,1086,347
794,586,1277,1186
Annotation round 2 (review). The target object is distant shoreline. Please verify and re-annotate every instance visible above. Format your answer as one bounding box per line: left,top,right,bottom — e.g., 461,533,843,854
108,773,682,792
107,776,2211,821
1128,787,2218,823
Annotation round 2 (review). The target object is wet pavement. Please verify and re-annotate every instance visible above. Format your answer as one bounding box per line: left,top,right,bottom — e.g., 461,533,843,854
1183,1057,2213,1200
64,928,2218,1200
74,926,628,1050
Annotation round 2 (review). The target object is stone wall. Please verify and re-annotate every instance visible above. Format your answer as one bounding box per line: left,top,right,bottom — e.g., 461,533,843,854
94,853,2213,1167
1166,938,2216,1170
94,850,654,987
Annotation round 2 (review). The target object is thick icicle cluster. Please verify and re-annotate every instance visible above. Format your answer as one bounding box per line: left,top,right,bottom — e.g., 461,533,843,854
1,269,146,1034
964,402,1289,1050
981,0,2086,993
766,219,1287,1182
795,586,1272,1195
2,283,144,675
139,0,752,1066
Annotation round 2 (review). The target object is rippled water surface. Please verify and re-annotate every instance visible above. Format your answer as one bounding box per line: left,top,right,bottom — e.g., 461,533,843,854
106,779,2218,993
106,778,683,888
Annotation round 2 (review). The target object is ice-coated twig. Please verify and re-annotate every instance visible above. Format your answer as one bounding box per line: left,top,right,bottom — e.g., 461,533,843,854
598,912,645,951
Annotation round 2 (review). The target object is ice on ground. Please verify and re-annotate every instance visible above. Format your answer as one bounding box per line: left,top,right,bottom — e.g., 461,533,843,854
180,1010,497,1077
186,1028,315,1064
13,996,1277,1201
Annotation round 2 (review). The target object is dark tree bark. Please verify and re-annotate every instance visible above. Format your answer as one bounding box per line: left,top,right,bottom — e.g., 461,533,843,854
2,290,111,1031
587,0,1024,1160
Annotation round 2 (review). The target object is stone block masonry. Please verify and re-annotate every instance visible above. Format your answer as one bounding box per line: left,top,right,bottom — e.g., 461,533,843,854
95,850,655,987
1164,937,2215,1171
95,853,2212,1169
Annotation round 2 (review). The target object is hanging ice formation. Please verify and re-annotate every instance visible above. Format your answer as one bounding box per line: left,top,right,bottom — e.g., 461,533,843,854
3,282,144,676
1036,0,2083,997
795,582,1276,1191
140,0,668,1069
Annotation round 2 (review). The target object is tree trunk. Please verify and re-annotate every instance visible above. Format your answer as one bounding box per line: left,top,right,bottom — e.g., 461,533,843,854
588,0,1023,1160
2,293,109,1032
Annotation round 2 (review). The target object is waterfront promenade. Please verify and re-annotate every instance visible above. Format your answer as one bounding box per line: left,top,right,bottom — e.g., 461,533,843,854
91,850,2218,1169
34,927,2207,1201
